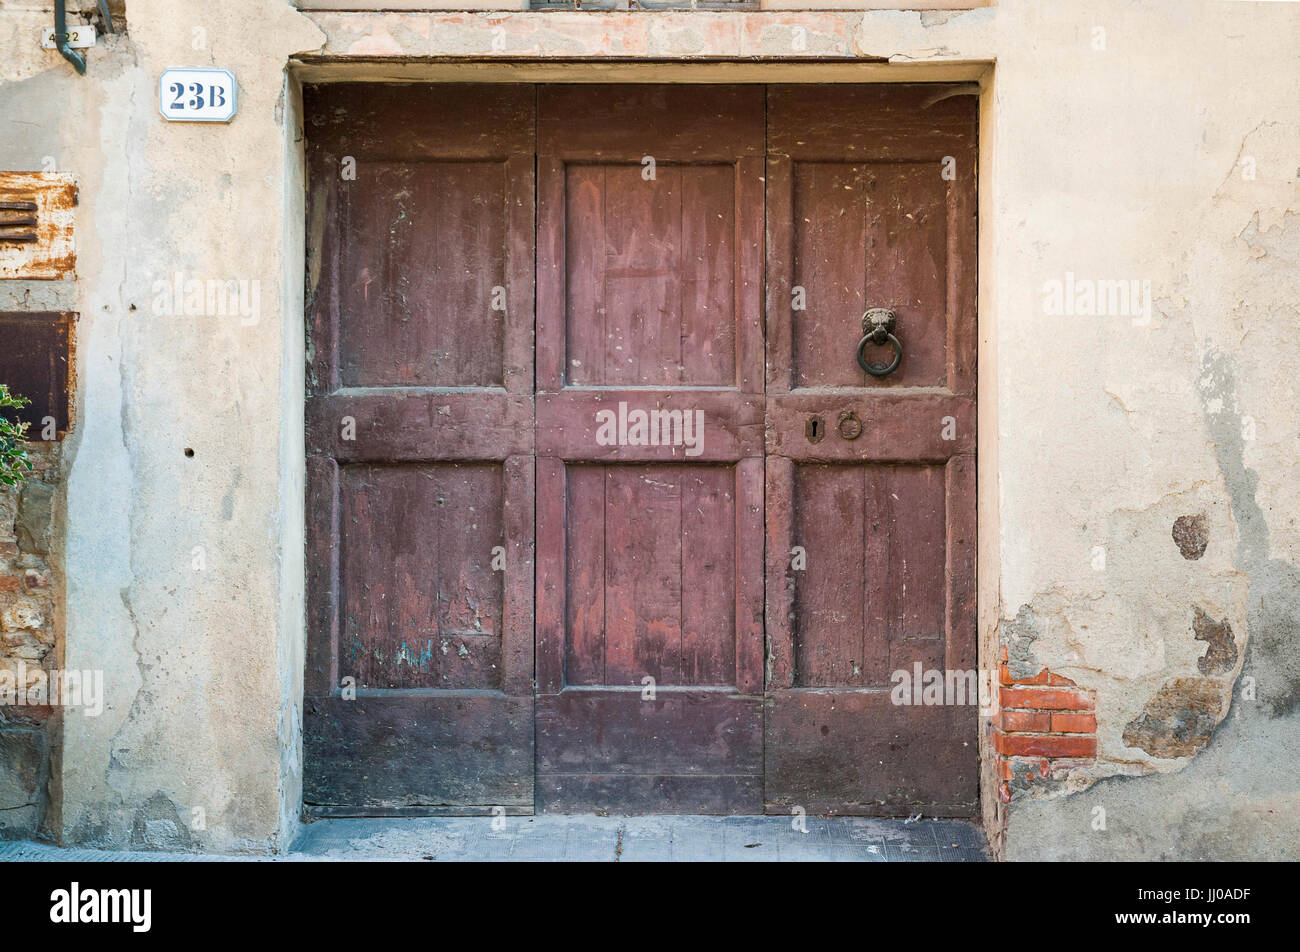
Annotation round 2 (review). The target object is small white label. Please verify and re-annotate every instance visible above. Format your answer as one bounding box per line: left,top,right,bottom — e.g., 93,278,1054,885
42,25,96,50
159,68,237,123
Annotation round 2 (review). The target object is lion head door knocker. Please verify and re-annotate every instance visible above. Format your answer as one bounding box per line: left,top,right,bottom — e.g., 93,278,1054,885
856,307,903,379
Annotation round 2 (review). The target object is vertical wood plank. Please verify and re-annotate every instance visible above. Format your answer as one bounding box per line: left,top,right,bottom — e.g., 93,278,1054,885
795,463,869,687
681,465,737,686
305,149,341,397
564,464,607,686
862,464,892,680
535,456,567,695
764,152,794,394
604,466,684,685
765,456,795,689
563,165,607,388
304,455,339,696
536,155,567,392
680,164,737,388
791,161,868,389
736,155,766,396
885,464,946,644
948,146,979,396
735,457,765,696
502,453,535,696
860,163,948,389
505,152,536,396
946,454,978,673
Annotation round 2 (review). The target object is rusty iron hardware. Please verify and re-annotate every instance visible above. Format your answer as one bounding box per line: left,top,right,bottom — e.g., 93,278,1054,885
0,173,77,279
837,410,862,440
805,414,826,444
857,307,902,378
0,202,39,243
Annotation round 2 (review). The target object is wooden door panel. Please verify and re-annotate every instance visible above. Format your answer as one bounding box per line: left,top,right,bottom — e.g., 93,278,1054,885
304,84,535,815
303,694,534,817
790,161,952,388
767,85,977,399
789,462,946,686
557,463,745,688
765,85,979,817
764,695,977,817
535,693,763,814
563,163,739,387
537,86,765,395
535,86,765,813
337,462,506,690
336,160,508,388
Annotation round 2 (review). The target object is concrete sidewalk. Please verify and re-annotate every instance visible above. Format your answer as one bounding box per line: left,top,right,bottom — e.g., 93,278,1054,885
0,815,987,862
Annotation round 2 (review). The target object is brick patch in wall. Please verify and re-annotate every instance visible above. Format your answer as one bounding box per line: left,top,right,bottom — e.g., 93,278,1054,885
0,444,59,839
992,647,1097,803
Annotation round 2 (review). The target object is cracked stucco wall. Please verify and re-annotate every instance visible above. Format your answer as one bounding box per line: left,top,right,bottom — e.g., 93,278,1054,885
1,0,322,852
982,3,1300,860
0,0,1296,857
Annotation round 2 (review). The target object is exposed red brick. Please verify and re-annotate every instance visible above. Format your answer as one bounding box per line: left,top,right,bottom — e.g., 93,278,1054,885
999,686,1096,711
999,660,1078,687
0,576,20,592
1051,712,1097,733
993,731,1097,759
1001,709,1051,732
1007,667,1054,686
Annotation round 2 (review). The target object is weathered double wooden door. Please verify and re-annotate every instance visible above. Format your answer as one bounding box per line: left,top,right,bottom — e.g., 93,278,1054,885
305,83,977,817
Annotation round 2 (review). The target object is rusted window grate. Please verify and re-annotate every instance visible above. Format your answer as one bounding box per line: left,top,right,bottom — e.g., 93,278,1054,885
0,172,76,281
0,312,72,437
0,201,39,245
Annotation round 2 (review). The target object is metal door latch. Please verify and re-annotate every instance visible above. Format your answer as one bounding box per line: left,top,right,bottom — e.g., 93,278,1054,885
837,410,862,440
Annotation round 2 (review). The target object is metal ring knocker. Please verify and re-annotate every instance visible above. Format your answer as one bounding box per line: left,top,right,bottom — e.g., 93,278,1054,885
856,307,903,378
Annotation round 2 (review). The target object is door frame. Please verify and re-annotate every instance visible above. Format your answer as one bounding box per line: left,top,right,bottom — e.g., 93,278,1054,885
288,62,999,825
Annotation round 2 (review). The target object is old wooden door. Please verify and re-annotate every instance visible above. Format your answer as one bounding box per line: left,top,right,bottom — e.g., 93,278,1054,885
303,82,977,817
534,86,767,813
763,86,979,816
303,85,536,814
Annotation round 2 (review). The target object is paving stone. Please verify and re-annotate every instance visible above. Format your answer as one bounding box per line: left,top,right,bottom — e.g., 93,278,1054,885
0,816,987,862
